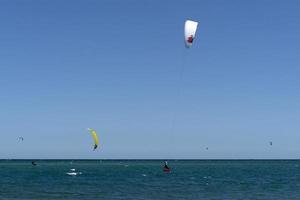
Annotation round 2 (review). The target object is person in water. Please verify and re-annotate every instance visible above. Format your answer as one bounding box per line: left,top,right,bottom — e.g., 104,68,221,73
31,161,37,166
164,161,170,170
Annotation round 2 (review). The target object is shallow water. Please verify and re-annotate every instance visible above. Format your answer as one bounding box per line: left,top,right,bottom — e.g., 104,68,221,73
1,160,300,199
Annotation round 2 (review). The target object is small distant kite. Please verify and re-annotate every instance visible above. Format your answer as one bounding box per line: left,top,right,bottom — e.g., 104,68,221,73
18,137,24,141
269,141,273,146
184,20,199,48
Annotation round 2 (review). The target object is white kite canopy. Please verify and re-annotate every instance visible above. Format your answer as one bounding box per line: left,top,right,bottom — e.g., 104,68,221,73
184,20,199,48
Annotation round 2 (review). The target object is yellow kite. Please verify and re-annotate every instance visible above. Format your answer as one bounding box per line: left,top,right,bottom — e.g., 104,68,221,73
87,128,99,150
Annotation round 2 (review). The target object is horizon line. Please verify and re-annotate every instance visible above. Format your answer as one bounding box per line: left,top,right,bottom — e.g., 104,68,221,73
2,158,300,161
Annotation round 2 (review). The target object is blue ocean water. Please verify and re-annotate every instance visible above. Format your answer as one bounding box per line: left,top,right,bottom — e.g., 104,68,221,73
1,160,300,199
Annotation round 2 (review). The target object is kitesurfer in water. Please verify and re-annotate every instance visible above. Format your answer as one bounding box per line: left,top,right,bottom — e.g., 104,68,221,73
31,161,37,166
163,161,170,172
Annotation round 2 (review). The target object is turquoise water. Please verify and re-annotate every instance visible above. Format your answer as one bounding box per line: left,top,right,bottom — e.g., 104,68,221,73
1,160,300,199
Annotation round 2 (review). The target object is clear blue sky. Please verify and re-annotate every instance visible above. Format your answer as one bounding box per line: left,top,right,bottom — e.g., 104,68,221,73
1,0,300,159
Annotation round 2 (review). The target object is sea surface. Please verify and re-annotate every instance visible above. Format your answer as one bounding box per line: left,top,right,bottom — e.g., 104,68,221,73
1,160,300,199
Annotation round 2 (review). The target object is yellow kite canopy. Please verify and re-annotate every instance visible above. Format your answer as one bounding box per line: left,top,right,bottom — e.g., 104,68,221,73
87,128,99,150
